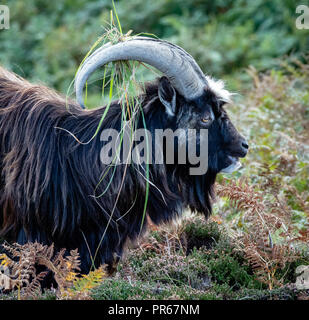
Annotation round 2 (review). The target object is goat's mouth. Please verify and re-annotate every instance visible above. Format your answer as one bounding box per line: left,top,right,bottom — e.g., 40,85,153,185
220,156,242,173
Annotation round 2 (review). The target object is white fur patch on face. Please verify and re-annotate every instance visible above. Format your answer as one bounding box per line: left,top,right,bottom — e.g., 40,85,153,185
205,76,233,103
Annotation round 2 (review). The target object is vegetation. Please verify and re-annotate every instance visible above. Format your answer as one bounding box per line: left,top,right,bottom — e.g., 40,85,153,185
0,0,308,93
0,0,308,300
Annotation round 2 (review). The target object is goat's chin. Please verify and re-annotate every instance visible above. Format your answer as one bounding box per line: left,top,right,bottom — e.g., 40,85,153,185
220,156,242,173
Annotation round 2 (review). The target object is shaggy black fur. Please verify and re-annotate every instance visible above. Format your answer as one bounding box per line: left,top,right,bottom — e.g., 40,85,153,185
0,67,246,274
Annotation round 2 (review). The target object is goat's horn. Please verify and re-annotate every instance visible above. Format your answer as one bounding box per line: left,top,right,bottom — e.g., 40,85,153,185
75,36,208,108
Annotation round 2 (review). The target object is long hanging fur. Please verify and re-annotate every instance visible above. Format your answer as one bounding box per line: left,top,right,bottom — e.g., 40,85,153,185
0,67,216,273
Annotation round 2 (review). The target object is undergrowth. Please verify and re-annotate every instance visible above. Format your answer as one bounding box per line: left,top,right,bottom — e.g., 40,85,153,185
91,59,309,300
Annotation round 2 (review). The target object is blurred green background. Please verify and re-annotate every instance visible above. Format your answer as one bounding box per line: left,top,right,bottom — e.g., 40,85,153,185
0,0,308,97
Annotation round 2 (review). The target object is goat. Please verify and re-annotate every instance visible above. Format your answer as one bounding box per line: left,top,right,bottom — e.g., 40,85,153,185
0,37,248,274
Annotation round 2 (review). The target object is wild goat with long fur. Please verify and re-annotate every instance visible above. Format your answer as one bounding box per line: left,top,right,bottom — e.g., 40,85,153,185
0,37,248,274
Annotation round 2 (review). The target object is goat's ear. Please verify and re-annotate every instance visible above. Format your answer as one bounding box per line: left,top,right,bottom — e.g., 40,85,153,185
158,76,176,117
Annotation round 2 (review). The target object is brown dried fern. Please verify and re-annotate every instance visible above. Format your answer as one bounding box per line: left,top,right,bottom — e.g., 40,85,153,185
0,242,81,299
217,179,300,289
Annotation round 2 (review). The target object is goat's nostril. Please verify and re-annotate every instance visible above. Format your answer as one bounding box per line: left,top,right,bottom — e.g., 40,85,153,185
242,142,249,150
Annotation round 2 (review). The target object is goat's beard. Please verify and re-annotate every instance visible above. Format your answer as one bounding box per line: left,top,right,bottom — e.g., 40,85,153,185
170,165,217,218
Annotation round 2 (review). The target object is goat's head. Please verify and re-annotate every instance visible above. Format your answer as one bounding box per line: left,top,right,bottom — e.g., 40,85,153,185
74,37,248,175
154,76,248,174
